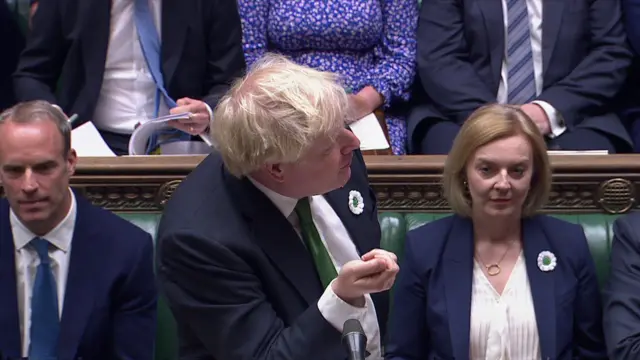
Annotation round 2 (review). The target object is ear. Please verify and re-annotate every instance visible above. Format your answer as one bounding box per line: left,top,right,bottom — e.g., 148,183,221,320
265,163,285,183
66,149,78,176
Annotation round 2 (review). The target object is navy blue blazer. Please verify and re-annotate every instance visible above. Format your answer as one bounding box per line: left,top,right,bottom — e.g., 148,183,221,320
0,192,157,360
386,215,606,360
407,0,633,152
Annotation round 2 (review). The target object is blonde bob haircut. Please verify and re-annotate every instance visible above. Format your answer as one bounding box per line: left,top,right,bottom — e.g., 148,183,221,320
442,104,552,218
211,53,349,177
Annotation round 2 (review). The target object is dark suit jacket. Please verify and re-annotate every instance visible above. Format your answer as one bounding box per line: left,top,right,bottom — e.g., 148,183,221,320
13,0,245,128
156,150,389,360
0,1,25,111
0,192,157,360
407,0,633,152
603,212,640,359
386,215,606,360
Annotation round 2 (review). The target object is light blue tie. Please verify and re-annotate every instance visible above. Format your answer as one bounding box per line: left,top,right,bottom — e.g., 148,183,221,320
29,237,60,360
506,0,537,104
133,0,190,154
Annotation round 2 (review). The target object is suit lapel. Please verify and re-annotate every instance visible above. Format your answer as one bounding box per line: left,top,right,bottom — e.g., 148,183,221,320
58,196,100,360
522,216,556,359
323,187,378,256
541,0,565,79
161,0,189,88
0,201,21,358
226,172,323,305
476,0,505,91
80,0,111,106
443,216,474,360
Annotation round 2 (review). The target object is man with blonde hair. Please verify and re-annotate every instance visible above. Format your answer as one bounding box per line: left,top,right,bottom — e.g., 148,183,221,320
156,54,398,360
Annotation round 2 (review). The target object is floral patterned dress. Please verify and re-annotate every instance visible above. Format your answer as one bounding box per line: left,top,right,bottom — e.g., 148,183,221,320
238,0,418,155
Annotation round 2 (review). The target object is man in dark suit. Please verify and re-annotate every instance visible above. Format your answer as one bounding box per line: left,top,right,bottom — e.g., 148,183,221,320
408,0,633,154
13,0,245,155
603,212,640,358
156,54,398,360
0,0,25,111
0,101,157,359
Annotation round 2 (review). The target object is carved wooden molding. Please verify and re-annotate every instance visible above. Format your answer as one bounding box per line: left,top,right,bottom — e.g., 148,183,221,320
4,155,639,214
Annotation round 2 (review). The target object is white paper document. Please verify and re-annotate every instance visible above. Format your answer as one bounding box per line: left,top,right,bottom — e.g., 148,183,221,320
547,150,609,155
128,112,213,155
71,122,116,157
349,113,390,151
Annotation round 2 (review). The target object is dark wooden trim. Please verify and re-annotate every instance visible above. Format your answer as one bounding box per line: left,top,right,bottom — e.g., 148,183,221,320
3,155,638,214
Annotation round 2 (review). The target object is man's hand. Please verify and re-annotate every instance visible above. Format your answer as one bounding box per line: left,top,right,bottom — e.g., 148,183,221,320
168,97,211,135
331,249,399,307
520,103,551,135
347,86,384,123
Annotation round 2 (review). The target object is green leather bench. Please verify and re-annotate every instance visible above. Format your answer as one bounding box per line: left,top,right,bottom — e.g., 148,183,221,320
118,211,620,360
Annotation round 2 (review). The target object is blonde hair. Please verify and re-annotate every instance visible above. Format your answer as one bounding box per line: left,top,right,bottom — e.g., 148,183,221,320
211,53,349,177
442,104,552,217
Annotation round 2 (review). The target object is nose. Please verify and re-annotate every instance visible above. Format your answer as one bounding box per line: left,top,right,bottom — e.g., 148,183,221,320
342,130,361,154
494,170,511,190
21,169,38,194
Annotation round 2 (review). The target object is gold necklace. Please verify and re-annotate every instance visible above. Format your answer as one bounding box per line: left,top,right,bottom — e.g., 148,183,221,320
475,239,516,276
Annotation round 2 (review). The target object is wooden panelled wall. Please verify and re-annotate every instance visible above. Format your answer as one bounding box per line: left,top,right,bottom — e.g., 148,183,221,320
11,155,634,215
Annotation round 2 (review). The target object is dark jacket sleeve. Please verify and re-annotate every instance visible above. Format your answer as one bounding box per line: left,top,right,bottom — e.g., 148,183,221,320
604,214,640,359
12,0,65,104
201,0,246,109
416,0,497,124
113,233,158,360
535,0,632,128
156,231,345,360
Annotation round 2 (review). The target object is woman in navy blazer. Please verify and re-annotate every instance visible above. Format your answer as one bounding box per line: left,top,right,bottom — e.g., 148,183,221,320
385,104,606,360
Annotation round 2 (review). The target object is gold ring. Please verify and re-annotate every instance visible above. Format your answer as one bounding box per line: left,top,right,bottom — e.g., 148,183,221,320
189,126,195,132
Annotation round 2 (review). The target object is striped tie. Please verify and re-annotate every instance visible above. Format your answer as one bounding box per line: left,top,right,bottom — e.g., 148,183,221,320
506,0,536,104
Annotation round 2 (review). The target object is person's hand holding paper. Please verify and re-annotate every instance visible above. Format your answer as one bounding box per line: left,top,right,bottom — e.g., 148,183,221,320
168,97,211,135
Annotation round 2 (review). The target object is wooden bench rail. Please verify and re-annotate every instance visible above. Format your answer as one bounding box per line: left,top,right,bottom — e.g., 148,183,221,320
4,155,639,214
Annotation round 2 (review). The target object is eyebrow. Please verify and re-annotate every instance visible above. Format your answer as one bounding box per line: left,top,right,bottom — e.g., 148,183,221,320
476,157,529,165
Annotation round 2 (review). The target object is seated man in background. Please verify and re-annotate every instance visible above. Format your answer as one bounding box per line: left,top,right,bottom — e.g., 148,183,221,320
0,101,157,359
603,211,640,358
14,0,245,155
409,0,633,154
156,54,398,360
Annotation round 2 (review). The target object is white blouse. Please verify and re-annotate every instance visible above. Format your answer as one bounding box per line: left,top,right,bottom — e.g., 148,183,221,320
469,252,541,360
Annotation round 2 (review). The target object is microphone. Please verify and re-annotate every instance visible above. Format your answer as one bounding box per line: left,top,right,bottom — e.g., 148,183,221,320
342,318,368,360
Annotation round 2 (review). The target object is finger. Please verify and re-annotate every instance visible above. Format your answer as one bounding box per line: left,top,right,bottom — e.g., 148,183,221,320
362,249,397,263
345,258,387,278
176,97,195,106
170,105,191,115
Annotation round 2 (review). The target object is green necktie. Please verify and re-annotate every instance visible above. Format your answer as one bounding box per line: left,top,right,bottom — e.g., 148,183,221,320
295,197,338,288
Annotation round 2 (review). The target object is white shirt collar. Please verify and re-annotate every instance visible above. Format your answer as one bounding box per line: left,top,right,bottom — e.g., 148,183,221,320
248,177,299,218
10,188,77,252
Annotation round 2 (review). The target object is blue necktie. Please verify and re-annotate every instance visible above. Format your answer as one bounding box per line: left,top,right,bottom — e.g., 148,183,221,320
133,0,190,154
29,237,60,359
506,0,537,104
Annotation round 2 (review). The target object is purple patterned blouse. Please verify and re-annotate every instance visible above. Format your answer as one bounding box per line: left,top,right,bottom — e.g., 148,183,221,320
238,0,418,155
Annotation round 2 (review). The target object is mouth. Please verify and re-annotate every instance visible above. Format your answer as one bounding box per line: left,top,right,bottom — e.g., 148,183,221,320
18,198,47,206
491,199,511,203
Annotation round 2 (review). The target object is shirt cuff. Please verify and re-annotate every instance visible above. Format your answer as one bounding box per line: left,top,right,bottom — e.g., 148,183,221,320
317,279,368,332
204,102,214,123
532,100,566,138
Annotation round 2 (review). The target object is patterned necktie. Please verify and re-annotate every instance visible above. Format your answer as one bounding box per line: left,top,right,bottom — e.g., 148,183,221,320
506,0,537,104
29,237,60,359
295,198,338,288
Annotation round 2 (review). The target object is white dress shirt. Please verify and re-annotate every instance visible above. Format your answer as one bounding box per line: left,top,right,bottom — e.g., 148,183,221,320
92,0,167,134
250,178,383,359
469,253,541,360
11,189,77,357
498,0,567,138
